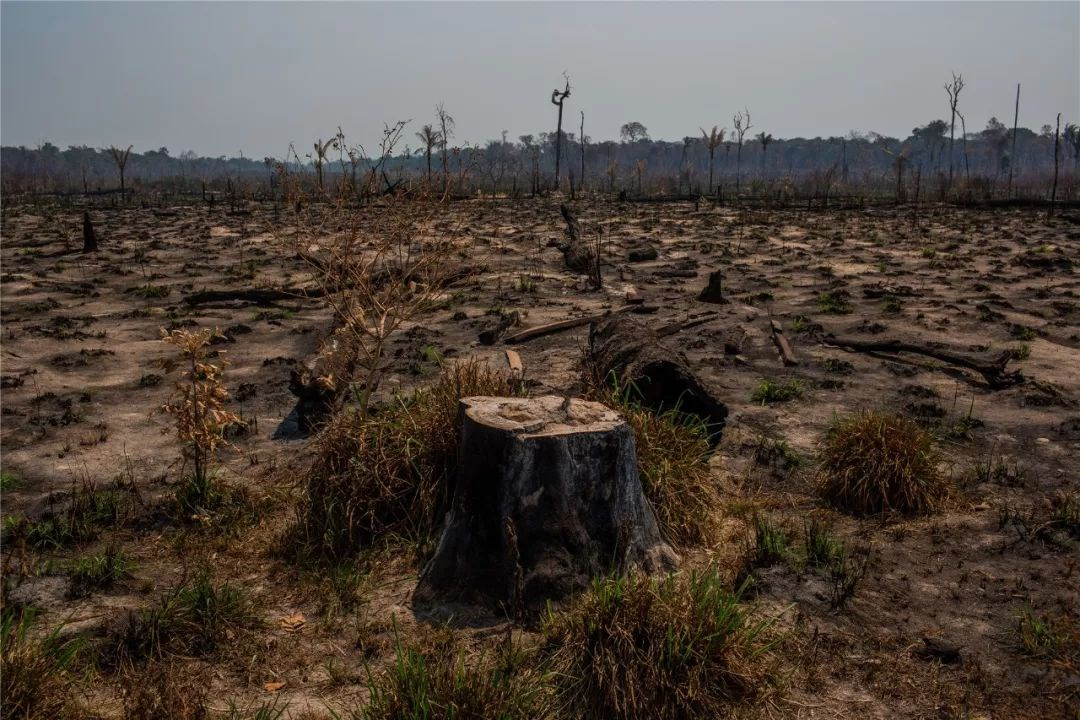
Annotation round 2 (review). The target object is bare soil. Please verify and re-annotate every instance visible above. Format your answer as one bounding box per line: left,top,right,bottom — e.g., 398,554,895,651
2,197,1077,718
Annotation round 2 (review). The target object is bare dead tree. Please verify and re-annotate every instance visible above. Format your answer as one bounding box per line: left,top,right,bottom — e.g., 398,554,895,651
108,145,133,202
550,75,571,191
415,124,441,185
579,111,586,194
944,72,964,187
1008,84,1020,198
700,126,725,195
956,110,971,184
82,211,97,253
732,108,752,193
1050,113,1062,220
436,103,455,194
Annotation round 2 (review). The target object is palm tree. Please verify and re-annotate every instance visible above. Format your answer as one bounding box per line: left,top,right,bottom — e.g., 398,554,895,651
756,132,774,174
108,145,133,202
700,126,725,195
313,138,334,191
415,125,441,184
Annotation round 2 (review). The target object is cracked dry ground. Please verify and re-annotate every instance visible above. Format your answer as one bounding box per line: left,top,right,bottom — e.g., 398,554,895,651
1,197,1077,717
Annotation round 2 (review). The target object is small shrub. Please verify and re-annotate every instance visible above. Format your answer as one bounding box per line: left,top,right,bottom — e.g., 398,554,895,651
881,295,902,314
1,469,21,492
362,622,545,720
820,357,853,374
301,360,520,557
122,660,209,720
828,547,871,609
1016,607,1078,662
1,608,85,719
816,410,948,516
1050,492,1080,537
816,289,851,314
544,569,776,720
750,378,803,405
1008,344,1031,361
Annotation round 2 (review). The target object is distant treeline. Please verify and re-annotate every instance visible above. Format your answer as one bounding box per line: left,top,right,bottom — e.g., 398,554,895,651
3,116,1078,199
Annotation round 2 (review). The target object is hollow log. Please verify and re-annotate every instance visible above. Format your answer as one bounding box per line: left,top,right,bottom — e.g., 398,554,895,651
416,396,677,613
588,315,728,442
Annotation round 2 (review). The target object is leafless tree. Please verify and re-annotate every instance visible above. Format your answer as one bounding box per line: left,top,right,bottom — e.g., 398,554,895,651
108,144,133,201
436,103,455,193
944,72,964,186
579,111,586,194
732,108,752,193
700,126,725,195
1009,84,1020,198
550,75,571,190
415,124,441,185
1050,113,1062,219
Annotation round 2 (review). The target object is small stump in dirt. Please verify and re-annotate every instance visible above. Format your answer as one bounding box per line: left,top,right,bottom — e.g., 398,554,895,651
417,395,677,614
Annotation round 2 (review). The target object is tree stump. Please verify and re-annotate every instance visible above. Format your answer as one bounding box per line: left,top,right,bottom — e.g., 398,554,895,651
416,395,677,614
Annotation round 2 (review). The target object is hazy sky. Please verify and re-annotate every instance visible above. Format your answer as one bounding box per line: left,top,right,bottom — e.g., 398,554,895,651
2,2,1077,158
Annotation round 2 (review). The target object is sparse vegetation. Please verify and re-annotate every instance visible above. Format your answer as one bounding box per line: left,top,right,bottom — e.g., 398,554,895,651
0,608,85,719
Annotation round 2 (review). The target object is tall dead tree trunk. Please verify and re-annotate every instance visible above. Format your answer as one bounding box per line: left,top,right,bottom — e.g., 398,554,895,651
108,145,133,203
1050,113,1062,220
551,78,571,191
945,73,964,189
1008,83,1020,198
417,395,677,614
81,211,97,253
579,110,586,195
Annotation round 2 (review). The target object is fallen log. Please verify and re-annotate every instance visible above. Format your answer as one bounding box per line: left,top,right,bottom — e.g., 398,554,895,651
770,320,799,366
416,395,677,613
183,287,323,307
588,314,728,443
501,304,654,345
820,334,1022,389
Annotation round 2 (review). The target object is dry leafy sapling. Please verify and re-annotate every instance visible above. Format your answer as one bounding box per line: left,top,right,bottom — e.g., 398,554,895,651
158,328,240,514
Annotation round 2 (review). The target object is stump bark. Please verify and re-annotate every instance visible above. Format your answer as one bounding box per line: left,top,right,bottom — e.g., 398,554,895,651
417,395,677,613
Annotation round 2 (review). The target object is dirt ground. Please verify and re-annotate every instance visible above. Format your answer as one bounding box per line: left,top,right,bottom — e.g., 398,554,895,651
1,196,1078,718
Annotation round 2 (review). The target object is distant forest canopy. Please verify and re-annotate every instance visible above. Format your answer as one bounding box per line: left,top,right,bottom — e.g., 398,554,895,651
3,115,1078,197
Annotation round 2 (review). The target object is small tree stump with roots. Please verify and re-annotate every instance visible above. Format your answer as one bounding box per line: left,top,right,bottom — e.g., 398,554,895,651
416,395,678,614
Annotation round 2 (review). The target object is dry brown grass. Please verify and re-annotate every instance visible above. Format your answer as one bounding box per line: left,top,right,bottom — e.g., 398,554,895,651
543,568,777,720
596,387,721,547
300,359,521,557
816,409,949,516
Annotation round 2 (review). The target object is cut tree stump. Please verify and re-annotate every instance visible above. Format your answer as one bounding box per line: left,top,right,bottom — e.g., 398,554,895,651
416,395,678,613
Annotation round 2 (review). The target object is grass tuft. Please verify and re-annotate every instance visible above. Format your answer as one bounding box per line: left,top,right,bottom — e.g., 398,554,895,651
361,621,546,720
109,567,257,666
543,568,776,720
750,378,803,405
1,608,85,719
816,410,948,516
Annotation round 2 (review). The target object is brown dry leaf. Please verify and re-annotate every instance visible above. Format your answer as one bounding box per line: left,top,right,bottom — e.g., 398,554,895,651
279,613,306,632
264,681,285,693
